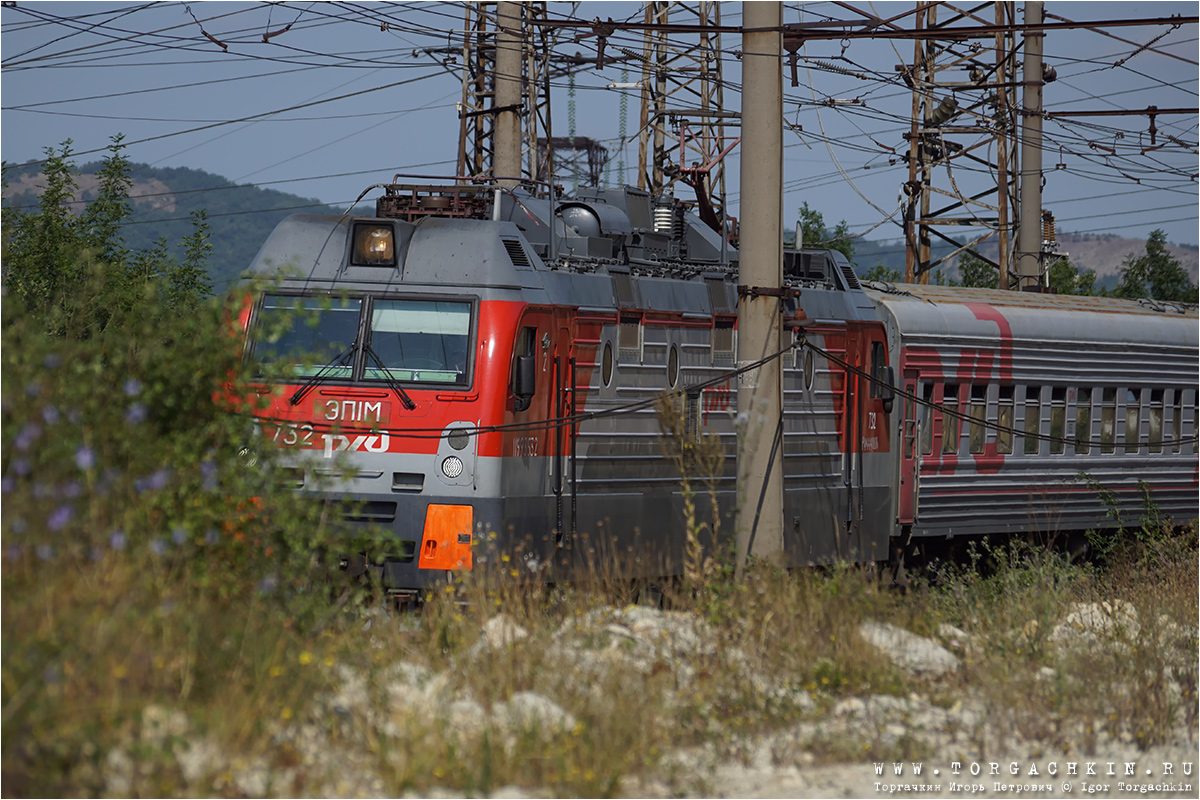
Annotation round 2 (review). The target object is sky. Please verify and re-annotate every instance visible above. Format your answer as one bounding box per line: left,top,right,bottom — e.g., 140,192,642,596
3,1,1198,255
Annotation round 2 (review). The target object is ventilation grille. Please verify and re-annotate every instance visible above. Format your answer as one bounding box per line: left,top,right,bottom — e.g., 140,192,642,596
839,260,861,290
501,238,531,267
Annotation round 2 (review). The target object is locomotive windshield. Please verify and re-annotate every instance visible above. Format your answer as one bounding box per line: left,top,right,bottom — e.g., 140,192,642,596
364,299,470,384
254,295,361,378
251,293,472,385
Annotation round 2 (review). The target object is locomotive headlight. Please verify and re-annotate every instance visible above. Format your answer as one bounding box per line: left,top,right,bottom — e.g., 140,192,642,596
351,223,395,266
441,456,464,479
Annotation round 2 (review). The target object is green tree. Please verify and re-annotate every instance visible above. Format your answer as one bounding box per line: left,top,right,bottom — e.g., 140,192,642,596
957,250,999,289
170,210,214,311
2,137,212,336
1113,229,1197,303
796,202,855,261
78,133,133,264
3,141,83,310
864,260,902,282
1047,256,1097,296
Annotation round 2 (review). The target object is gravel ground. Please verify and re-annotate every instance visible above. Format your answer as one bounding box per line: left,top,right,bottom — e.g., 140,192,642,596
103,602,1198,799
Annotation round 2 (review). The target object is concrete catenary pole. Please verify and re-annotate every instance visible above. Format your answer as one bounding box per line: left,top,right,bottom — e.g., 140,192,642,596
735,3,785,580
494,2,523,187
1016,1,1045,290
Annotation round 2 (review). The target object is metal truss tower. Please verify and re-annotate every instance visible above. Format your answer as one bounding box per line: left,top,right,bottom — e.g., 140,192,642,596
636,1,736,228
901,2,1021,287
455,2,555,195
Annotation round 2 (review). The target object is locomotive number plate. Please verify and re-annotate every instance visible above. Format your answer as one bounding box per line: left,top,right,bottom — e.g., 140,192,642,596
316,399,391,423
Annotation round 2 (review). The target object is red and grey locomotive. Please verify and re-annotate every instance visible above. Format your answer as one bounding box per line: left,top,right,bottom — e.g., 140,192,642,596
239,181,1198,599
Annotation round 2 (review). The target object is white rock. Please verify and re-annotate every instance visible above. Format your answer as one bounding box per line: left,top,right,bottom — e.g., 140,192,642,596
446,698,488,738
480,614,529,650
175,736,223,784
858,621,961,676
1048,600,1140,649
493,690,577,733
140,704,189,746
231,758,271,798
104,747,133,796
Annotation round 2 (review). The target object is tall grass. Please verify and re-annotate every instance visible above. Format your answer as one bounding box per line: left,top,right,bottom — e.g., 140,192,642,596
4,141,1195,797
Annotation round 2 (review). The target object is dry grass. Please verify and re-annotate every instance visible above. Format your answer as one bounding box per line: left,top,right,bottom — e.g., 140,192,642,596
4,388,1195,796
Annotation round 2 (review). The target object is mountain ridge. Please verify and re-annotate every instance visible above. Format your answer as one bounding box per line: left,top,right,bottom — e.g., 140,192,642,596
4,160,1195,290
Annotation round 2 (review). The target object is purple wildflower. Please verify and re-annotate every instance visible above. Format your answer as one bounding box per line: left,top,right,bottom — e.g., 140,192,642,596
148,468,170,490
90,546,105,562
133,469,167,493
150,538,168,556
15,423,41,451
12,459,31,477
36,544,54,561
10,518,28,535
258,573,279,594
1,477,15,494
62,482,83,499
25,381,41,398
205,528,219,546
123,378,142,397
199,460,218,491
110,530,127,551
5,546,22,561
47,506,72,531
43,353,62,370
33,484,53,499
75,446,95,470
126,403,148,424
171,527,188,546
42,406,60,425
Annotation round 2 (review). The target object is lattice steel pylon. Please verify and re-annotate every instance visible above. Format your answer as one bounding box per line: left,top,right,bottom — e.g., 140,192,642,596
901,2,1020,287
455,2,554,195
634,1,735,228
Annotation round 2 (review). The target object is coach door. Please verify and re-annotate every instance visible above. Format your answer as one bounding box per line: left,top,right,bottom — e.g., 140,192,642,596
898,371,919,524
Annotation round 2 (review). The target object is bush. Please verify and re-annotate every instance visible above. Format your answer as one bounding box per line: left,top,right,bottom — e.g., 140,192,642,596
1,140,375,795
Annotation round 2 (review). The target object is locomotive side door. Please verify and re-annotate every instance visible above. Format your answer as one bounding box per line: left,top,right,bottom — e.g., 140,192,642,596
549,322,574,544
898,371,919,525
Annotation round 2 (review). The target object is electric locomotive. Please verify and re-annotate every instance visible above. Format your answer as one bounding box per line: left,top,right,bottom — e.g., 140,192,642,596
239,181,1198,600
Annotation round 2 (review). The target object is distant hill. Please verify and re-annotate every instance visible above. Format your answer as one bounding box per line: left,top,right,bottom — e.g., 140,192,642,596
4,159,1195,292
2,161,370,292
851,232,1198,287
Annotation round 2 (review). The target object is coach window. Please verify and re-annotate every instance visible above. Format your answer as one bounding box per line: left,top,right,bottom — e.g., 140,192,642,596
942,383,960,455
1123,389,1142,454
997,386,1014,454
1050,388,1066,455
1148,389,1164,454
969,384,987,454
1074,388,1092,455
1185,393,1195,455
870,342,886,398
602,341,614,388
1170,390,1183,453
1100,388,1116,453
920,382,934,455
1024,385,1041,455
